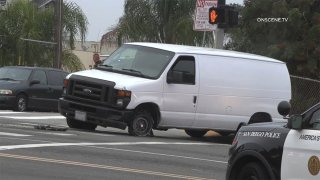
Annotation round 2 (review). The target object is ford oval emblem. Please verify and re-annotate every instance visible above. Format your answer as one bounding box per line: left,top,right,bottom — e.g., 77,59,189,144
83,88,92,94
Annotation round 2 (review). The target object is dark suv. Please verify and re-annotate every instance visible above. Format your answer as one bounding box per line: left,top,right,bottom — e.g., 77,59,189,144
0,66,68,111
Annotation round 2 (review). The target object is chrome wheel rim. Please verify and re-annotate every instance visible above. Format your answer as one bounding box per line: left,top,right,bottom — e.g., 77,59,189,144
18,97,26,111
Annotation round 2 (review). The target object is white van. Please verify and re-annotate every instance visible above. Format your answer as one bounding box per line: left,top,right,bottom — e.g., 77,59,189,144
59,42,291,137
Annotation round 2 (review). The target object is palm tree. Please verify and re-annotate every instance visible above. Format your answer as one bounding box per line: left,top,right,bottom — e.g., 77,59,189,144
0,0,87,72
115,0,213,46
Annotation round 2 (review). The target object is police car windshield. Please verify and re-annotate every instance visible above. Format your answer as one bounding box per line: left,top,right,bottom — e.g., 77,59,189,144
101,44,174,79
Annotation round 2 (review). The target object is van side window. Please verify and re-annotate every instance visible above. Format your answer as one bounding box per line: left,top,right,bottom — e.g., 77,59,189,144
168,56,195,85
32,70,47,85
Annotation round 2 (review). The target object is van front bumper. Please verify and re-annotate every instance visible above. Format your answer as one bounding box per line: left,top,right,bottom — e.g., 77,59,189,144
59,98,134,129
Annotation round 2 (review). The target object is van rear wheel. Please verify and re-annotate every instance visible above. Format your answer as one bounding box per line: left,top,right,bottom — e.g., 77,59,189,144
128,110,153,136
185,129,208,138
66,118,97,131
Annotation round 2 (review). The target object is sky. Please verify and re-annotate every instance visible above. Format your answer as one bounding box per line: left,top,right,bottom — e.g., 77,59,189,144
68,0,243,42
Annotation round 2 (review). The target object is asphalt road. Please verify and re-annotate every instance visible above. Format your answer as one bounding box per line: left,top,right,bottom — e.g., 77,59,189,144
0,111,233,180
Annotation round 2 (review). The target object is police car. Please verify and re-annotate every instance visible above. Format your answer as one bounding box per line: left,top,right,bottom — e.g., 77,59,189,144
226,101,320,180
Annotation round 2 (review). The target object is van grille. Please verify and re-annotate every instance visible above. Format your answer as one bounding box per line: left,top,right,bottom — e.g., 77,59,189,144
66,75,116,106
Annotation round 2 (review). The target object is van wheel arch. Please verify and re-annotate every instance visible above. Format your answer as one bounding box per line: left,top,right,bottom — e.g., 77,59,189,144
133,103,161,128
248,112,272,124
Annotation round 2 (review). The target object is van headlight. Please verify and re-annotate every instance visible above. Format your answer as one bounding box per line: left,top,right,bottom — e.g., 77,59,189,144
115,90,131,108
0,89,13,95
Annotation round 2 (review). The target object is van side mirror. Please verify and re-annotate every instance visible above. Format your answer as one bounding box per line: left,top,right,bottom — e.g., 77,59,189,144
287,115,303,130
30,80,40,86
278,101,291,117
167,71,183,84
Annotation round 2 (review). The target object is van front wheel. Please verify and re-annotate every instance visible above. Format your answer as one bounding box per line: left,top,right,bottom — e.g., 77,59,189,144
185,129,208,138
128,110,153,136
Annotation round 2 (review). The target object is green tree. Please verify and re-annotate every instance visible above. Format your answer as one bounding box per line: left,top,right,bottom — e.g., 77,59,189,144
115,0,214,46
0,0,87,72
227,0,320,78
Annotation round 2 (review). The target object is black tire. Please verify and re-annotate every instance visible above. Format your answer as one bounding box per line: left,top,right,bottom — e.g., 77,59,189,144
15,94,27,112
237,162,269,180
185,129,208,138
128,110,153,136
66,118,97,131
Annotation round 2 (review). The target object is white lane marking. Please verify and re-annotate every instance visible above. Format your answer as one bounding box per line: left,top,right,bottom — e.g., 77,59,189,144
89,146,228,164
0,116,65,120
0,111,22,114
0,142,212,151
0,132,32,137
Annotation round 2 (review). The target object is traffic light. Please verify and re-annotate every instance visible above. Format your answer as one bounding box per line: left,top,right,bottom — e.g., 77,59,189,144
208,6,238,28
208,7,225,24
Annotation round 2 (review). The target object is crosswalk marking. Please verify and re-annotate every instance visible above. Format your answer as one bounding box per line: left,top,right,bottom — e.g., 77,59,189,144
0,132,32,137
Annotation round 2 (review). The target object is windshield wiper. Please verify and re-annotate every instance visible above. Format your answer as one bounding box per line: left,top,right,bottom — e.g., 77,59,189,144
98,64,113,68
0,78,17,81
121,68,151,78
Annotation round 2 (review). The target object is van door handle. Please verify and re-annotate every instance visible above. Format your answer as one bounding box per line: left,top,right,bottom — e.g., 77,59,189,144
193,96,197,104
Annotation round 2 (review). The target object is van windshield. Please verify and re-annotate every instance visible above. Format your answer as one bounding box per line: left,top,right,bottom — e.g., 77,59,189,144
99,44,175,79
0,67,32,81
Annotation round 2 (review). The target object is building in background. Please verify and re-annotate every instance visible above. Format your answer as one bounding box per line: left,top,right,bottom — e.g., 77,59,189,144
72,41,101,69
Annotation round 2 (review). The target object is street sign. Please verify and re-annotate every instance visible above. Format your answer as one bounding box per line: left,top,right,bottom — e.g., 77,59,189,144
193,0,218,31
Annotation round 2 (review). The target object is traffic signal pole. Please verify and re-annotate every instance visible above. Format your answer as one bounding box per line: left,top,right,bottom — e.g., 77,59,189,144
214,28,224,49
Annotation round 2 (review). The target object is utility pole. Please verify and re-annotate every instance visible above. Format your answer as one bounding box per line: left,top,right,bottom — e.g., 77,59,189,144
214,0,225,49
54,0,63,69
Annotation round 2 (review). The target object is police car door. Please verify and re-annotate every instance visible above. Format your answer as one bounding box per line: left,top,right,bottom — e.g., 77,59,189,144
281,107,320,179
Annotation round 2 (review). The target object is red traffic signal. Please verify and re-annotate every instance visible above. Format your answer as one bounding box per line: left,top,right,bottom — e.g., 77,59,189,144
208,6,238,28
209,9,218,24
208,7,225,25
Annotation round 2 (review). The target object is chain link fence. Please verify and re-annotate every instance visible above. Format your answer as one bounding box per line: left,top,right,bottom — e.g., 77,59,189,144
290,75,320,114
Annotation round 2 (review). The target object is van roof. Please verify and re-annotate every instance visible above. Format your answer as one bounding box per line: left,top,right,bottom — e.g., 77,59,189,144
126,42,284,64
